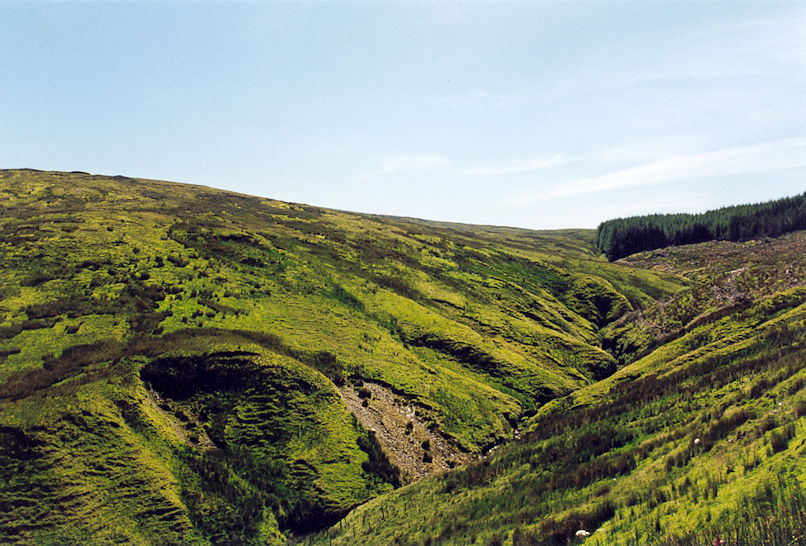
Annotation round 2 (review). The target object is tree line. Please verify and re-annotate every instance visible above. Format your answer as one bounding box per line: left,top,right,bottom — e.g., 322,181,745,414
595,192,806,260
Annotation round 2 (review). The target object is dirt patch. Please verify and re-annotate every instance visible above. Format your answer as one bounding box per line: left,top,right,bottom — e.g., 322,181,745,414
338,381,471,483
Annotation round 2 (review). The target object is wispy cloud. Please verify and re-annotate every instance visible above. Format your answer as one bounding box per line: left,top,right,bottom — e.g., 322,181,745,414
460,155,569,176
360,153,567,180
625,11,806,86
359,154,452,180
511,137,806,204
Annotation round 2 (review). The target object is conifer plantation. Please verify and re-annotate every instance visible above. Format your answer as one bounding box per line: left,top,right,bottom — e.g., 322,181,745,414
595,192,806,260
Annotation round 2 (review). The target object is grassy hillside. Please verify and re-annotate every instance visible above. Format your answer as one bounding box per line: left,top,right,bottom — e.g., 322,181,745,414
0,169,685,543
314,233,806,545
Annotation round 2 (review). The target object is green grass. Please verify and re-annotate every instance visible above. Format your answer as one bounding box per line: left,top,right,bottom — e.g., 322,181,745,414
309,232,806,546
3,169,803,545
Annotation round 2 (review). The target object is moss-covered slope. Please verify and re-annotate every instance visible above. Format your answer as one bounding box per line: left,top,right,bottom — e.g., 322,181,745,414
0,169,684,543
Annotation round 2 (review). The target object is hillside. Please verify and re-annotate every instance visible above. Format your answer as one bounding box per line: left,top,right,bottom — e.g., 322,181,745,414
314,232,806,545
2,170,804,545
0,169,686,544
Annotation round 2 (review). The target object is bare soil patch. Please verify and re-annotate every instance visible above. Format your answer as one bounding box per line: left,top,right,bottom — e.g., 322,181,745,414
338,381,471,483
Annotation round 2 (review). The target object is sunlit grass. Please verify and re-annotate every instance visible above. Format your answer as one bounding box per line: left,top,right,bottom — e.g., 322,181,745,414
4,169,802,545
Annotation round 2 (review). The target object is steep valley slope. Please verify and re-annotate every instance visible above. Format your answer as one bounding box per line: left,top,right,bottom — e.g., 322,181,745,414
314,231,806,545
1,169,803,545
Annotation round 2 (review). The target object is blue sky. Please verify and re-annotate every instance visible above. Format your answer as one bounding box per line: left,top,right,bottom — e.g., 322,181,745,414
1,1,804,229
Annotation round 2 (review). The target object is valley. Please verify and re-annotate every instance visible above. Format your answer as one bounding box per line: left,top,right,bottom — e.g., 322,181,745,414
0,169,803,545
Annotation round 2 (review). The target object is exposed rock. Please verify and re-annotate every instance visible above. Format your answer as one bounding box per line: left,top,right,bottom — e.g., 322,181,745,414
338,380,470,482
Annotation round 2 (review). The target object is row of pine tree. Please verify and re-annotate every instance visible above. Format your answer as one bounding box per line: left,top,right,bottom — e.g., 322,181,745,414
595,192,806,260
